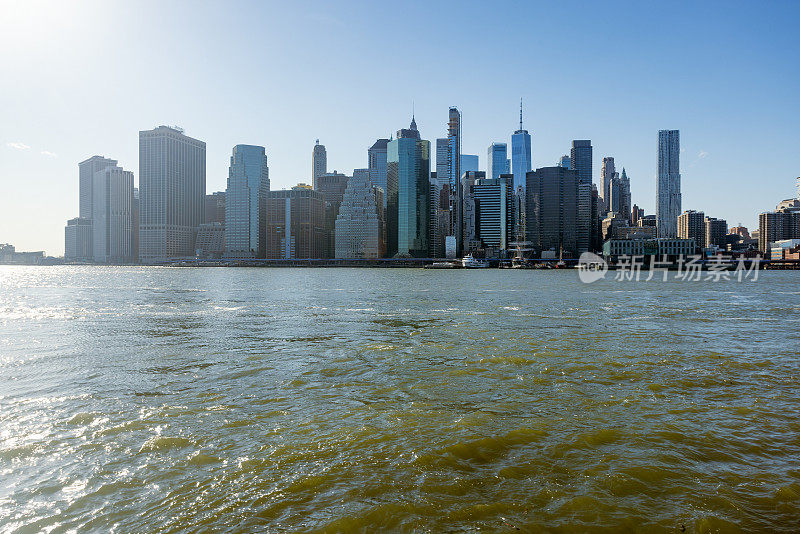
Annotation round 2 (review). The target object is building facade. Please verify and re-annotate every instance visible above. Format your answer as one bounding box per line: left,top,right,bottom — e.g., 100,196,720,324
678,210,706,250
65,218,92,261
387,117,430,257
467,174,514,254
315,171,350,258
204,191,226,224
335,168,385,258
368,139,389,207
487,143,510,180
601,156,615,214
705,217,728,249
138,126,206,261
511,101,532,192
225,144,269,258
92,165,135,263
526,166,580,257
265,187,326,259
657,130,681,238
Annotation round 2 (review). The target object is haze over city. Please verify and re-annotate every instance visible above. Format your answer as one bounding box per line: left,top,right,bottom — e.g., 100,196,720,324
1,0,798,255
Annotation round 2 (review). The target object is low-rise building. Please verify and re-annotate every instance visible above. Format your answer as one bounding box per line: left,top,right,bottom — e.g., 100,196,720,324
603,238,696,259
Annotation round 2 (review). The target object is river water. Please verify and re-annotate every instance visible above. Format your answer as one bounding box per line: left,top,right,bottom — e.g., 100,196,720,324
1,266,799,532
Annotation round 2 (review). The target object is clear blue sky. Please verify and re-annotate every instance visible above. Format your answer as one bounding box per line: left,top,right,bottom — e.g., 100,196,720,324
1,0,798,255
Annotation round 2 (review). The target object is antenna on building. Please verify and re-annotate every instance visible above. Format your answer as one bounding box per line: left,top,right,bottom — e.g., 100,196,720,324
519,98,523,130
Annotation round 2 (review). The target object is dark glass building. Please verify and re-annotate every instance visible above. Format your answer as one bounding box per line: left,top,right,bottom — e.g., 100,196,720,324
526,166,580,258
264,187,326,259
387,117,430,257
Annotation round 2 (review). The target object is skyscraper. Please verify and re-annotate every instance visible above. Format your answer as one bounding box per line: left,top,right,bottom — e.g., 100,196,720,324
487,143,510,180
225,144,269,258
92,165,135,263
368,138,389,207
315,170,350,258
79,155,117,220
558,155,571,169
678,210,706,249
464,174,514,254
387,117,430,257
204,191,226,224
265,187,326,259
601,157,615,213
447,107,462,253
335,169,385,258
526,166,580,257
312,140,327,189
657,130,681,238
139,126,206,262
511,100,532,192
570,140,593,255
461,154,479,174
619,168,631,221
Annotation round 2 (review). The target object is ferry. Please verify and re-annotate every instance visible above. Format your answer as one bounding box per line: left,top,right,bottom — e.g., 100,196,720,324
424,261,456,269
461,254,490,269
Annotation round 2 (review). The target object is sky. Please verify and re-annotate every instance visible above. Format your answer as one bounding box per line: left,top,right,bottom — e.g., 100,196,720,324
1,0,798,255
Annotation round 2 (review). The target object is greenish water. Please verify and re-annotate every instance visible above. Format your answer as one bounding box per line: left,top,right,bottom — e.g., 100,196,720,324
1,266,799,533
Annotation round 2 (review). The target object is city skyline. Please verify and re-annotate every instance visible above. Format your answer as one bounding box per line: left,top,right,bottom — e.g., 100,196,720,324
1,1,799,255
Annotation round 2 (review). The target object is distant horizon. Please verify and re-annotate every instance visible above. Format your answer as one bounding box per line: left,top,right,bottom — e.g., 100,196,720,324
2,0,799,255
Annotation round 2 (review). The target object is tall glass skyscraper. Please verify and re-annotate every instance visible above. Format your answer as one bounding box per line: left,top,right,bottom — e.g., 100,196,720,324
225,144,269,258
511,101,532,192
447,107,462,252
601,156,615,213
488,143,510,180
387,117,430,257
657,130,681,238
139,126,206,262
368,138,389,207
570,140,593,254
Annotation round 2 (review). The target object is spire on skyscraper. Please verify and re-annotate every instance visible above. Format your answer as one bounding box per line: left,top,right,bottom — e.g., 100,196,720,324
519,98,523,130
410,114,417,131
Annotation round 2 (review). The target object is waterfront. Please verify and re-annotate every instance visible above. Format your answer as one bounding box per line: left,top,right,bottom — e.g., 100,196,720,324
1,266,799,532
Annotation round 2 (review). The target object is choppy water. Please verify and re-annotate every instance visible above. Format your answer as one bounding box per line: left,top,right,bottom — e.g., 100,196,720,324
1,266,799,533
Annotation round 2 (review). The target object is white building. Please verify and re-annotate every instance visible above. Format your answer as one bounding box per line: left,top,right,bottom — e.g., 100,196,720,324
335,169,384,258
65,218,92,260
92,165,135,263
138,126,206,262
657,130,681,238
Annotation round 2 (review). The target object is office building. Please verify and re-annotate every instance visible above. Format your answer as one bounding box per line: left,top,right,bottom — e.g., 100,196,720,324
79,155,117,220
204,191,226,224
92,165,135,263
571,140,593,186
487,143,510,180
312,140,327,189
265,187,326,259
225,144,269,258
315,170,350,257
387,117,430,257
368,139,389,207
335,168,385,258
657,130,681,238
64,218,92,261
461,154,479,174
619,168,631,221
603,238,696,259
526,166,580,257
571,140,593,254
429,171,450,258
446,107,462,253
139,126,206,261
465,174,514,255
558,155,571,169
601,157,615,213
511,100,532,192
195,223,225,259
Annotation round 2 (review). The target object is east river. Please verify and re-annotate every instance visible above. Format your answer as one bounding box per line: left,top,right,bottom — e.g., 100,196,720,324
1,266,798,532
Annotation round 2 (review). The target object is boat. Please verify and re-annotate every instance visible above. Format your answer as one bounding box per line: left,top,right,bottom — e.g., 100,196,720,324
424,261,456,269
461,254,490,268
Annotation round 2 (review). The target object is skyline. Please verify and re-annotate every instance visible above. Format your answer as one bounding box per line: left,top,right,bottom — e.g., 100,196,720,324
2,0,799,255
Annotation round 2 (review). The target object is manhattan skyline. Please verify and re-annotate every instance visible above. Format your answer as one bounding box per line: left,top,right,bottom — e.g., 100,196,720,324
1,0,799,255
